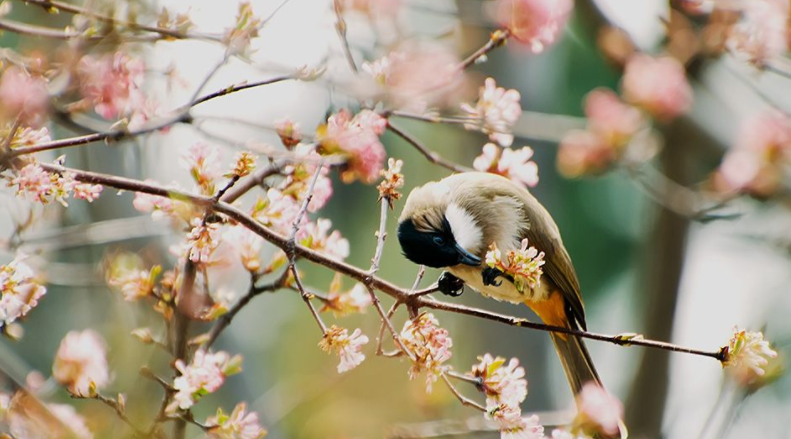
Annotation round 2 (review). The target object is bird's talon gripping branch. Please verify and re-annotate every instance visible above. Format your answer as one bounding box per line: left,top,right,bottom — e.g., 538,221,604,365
438,271,465,297
481,267,504,287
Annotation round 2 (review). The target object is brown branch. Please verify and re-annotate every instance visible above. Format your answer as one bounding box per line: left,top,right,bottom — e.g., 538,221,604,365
386,123,471,173
220,162,281,203
458,29,510,70
38,163,727,362
331,0,358,73
440,373,486,412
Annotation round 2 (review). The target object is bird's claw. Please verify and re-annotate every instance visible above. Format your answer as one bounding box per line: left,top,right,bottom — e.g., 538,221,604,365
482,267,504,287
438,272,464,297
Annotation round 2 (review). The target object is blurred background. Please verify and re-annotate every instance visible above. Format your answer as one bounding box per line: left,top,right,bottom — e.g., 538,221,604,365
0,0,789,438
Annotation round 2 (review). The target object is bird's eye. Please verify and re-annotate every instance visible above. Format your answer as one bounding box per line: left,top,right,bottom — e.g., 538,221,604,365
433,236,445,246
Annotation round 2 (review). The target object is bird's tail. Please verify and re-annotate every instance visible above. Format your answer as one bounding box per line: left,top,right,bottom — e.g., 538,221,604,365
550,330,601,395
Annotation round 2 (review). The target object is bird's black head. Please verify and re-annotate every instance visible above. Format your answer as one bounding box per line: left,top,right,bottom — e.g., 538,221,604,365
397,217,481,268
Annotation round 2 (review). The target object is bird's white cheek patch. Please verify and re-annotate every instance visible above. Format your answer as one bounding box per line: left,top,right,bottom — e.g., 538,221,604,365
446,203,483,252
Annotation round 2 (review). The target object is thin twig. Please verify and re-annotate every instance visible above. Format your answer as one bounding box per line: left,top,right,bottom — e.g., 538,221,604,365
440,373,486,412
457,29,510,70
331,0,358,73
73,392,147,437
386,123,471,173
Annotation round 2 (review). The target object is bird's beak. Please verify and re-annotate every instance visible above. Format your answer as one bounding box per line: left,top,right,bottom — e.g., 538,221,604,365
455,243,481,266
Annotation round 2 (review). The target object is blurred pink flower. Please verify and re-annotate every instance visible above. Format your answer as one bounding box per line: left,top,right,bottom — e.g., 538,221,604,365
723,327,778,384
224,226,264,272
728,0,789,66
280,143,333,212
227,151,257,178
318,325,369,373
108,263,161,301
474,143,540,188
12,126,51,147
574,383,623,437
584,88,643,147
621,55,692,121
223,2,262,56
343,0,401,15
557,129,616,177
320,109,386,183
169,350,242,413
53,329,111,395
5,392,93,439
206,402,267,439
78,52,145,120
72,183,103,202
0,66,49,127
716,110,791,197
253,188,303,234
181,143,222,195
48,403,93,439
497,0,573,53
400,313,453,392
298,218,350,261
361,43,462,111
0,256,46,326
487,407,544,439
461,78,522,146
471,354,528,409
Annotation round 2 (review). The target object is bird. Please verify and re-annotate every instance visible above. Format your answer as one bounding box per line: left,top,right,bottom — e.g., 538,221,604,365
396,171,600,396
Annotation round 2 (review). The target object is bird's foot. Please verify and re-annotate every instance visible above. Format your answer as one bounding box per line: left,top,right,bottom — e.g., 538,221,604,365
482,267,504,287
438,272,465,297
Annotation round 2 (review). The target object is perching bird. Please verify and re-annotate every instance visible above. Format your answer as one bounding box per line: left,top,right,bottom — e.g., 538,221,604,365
397,172,600,396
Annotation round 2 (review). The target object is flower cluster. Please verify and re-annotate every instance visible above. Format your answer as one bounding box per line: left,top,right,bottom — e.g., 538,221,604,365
77,51,145,121
0,256,46,329
52,330,111,396
319,325,370,373
224,226,265,273
557,88,645,178
470,354,537,438
0,67,49,127
227,151,257,178
727,0,789,67
181,142,223,196
497,0,573,54
487,407,544,439
9,162,103,206
318,109,387,183
296,219,350,261
461,78,522,147
721,327,779,385
168,350,242,413
321,274,372,316
5,126,52,148
570,383,624,438
186,219,222,264
206,402,267,439
714,110,791,198
224,2,262,56
485,238,546,293
377,158,405,207
278,143,333,213
132,180,195,222
473,144,539,188
400,313,453,392
275,118,302,148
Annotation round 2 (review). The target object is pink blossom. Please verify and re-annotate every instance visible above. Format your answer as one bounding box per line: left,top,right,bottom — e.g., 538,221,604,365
486,407,544,439
461,78,522,146
132,180,194,222
574,383,623,437
11,163,53,204
12,126,52,147
323,278,373,316
52,330,111,395
400,313,453,392
168,350,242,413
716,110,791,197
0,256,46,326
497,0,573,53
223,2,262,56
584,88,643,147
48,404,93,439
186,219,222,264
279,143,333,212
723,327,778,385
0,66,49,127
318,325,369,373
224,226,264,272
78,52,145,120
72,183,103,202
621,55,692,121
728,0,789,66
343,0,401,16
253,188,303,234
486,238,546,293
275,117,302,148
181,143,222,195
107,260,161,301
206,402,267,439
471,354,528,409
361,43,462,111
298,219,350,261
474,144,539,188
320,109,387,183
